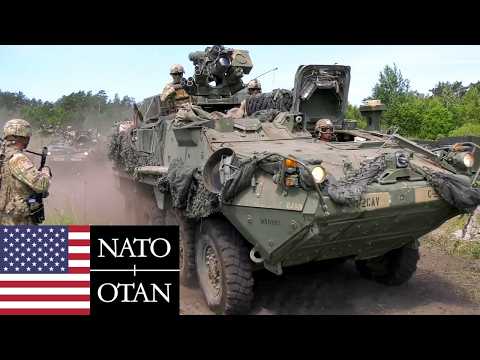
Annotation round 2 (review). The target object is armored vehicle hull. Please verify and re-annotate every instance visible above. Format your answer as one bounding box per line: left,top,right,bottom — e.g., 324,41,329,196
109,49,480,314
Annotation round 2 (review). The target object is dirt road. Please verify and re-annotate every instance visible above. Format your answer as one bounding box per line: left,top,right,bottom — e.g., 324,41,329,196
181,243,480,315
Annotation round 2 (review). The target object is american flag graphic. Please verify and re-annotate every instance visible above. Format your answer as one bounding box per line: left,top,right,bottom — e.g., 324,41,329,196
0,225,90,315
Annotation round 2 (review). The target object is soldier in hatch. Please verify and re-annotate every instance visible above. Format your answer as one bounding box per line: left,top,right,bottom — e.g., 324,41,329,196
314,118,336,142
0,119,51,225
226,79,263,119
160,64,191,113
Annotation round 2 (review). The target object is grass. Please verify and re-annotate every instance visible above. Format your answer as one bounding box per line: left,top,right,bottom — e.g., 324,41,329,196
423,214,480,260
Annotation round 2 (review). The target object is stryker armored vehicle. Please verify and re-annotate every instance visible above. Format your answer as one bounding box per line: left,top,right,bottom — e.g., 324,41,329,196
109,45,480,315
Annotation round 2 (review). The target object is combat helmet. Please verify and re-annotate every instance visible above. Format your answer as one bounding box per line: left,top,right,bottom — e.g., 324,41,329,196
170,64,185,75
3,118,32,139
247,79,261,91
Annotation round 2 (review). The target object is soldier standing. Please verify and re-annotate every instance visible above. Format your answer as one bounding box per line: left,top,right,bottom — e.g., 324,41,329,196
160,64,191,113
0,119,51,225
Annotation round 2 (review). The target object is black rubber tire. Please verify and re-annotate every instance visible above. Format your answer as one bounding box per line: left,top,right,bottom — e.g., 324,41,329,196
355,241,420,286
195,217,254,315
174,209,198,288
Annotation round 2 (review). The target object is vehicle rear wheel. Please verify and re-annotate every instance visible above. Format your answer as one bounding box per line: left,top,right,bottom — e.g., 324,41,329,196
195,217,254,315
355,240,420,286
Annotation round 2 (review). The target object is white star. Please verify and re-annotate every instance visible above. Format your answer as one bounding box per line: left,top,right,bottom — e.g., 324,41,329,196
20,252,25,257
38,267,42,271
38,248,43,253
3,228,7,233
60,229,65,233
60,248,65,252
55,243,59,247
60,257,65,261
49,228,54,233
3,267,7,271
9,233,13,237
2,257,6,261
9,252,13,257
15,267,19,271
43,262,48,267
14,257,19,262
55,262,59,266
3,238,7,242
20,233,25,238
32,252,36,257
14,238,19,243
43,243,48,247
20,262,25,266
38,257,43,262
3,248,7,252
32,234,36,238
49,248,53,252
32,243,37,248
49,238,53,243
54,233,59,238
14,248,19,252
49,267,53,271
26,257,31,261
60,267,65,271
8,243,13,247
55,253,59,257
26,248,30,252
14,228,19,233
26,238,30,242
9,262,13,266
26,267,30,271
26,228,31,233
32,262,36,266
49,257,53,261
38,228,42,233
60,238,65,242
43,234,48,238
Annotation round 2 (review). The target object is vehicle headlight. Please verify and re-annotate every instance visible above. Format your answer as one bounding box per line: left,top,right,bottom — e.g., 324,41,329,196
463,153,474,168
84,152,89,156
311,166,326,184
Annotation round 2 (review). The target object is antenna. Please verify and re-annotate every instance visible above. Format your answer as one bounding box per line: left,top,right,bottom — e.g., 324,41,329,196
253,67,278,80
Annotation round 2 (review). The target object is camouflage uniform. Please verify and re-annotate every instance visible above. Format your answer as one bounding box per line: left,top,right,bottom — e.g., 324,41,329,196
161,64,191,113
0,119,51,225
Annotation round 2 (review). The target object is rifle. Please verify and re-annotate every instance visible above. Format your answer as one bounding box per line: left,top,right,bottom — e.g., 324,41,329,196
25,146,50,224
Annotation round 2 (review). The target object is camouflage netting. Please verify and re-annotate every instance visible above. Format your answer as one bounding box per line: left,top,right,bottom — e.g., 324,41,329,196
418,169,480,213
245,89,293,115
326,155,388,206
156,158,221,219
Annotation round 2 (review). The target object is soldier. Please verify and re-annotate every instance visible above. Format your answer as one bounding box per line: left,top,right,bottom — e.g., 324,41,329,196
0,119,51,225
160,64,191,113
314,118,336,142
247,79,262,95
225,79,263,118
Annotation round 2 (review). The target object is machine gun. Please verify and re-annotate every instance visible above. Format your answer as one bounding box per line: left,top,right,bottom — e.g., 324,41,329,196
25,146,50,224
187,45,253,97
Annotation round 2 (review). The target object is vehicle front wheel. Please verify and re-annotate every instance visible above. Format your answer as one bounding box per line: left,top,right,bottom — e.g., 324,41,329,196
195,217,254,315
355,240,420,286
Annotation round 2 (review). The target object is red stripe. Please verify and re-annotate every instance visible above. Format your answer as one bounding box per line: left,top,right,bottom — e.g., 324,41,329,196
68,240,90,246
0,295,90,301
0,281,90,287
68,267,90,274
0,309,90,315
68,253,90,260
68,225,90,232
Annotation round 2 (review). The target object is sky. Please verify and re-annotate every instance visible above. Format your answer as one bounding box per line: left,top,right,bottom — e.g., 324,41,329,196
0,45,479,106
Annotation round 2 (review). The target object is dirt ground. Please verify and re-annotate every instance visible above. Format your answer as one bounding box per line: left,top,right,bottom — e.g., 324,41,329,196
39,146,480,315
180,243,480,315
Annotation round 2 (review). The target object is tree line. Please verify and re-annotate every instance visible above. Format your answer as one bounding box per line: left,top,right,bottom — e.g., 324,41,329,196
346,64,480,139
0,90,135,133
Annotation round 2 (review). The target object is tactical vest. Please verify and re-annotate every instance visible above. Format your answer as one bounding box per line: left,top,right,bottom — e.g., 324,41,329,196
174,88,191,108
0,148,34,217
